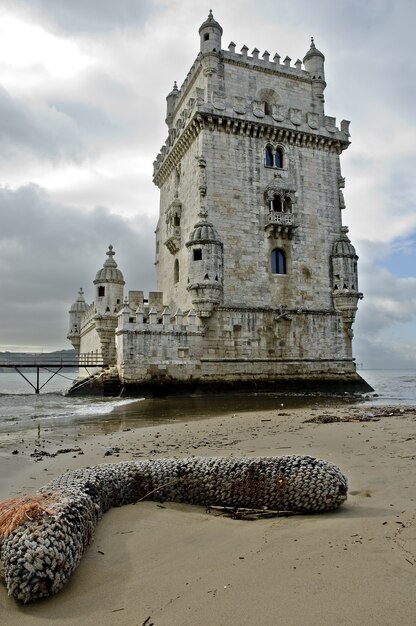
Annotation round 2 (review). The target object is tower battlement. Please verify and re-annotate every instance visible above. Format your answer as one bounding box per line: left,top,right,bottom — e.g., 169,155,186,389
154,22,349,182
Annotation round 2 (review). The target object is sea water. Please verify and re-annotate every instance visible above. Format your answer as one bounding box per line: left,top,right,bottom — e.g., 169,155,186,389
0,369,414,443
0,370,142,440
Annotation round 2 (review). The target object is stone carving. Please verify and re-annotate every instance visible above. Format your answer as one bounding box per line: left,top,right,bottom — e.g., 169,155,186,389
213,93,226,110
253,100,265,118
271,104,285,121
325,116,336,133
233,96,245,114
307,112,319,129
275,305,292,321
197,156,207,197
290,108,302,126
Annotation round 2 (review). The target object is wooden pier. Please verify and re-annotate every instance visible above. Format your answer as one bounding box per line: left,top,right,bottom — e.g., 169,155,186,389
0,355,108,394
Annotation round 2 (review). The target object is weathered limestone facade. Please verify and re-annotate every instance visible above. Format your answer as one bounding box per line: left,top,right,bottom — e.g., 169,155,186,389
68,12,369,393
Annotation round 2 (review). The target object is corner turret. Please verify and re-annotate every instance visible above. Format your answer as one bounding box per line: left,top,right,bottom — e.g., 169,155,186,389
186,210,223,317
67,287,89,355
93,245,125,315
166,81,179,129
331,227,363,331
303,37,326,112
199,9,223,53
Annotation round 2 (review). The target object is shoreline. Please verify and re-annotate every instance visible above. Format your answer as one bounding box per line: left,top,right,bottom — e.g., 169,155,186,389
1,402,415,625
0,388,376,446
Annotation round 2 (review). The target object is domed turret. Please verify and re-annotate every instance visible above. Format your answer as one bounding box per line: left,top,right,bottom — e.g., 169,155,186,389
303,37,325,77
67,287,89,354
94,245,124,284
69,287,88,315
186,210,223,317
166,80,179,128
93,245,125,315
199,10,223,54
332,227,358,291
187,217,221,243
303,37,326,110
332,227,362,326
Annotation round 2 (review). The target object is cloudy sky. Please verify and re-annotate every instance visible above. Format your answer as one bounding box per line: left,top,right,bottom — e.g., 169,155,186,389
0,0,415,368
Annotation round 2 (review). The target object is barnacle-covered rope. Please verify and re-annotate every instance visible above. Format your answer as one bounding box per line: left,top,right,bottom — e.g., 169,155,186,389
0,455,348,603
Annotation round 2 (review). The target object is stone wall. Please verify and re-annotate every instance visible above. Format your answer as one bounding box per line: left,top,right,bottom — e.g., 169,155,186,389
116,306,355,386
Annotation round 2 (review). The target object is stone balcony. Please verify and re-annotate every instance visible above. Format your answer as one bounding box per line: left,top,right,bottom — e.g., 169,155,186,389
265,211,296,239
164,226,181,254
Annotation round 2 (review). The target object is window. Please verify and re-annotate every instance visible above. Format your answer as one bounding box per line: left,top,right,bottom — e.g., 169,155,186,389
174,259,179,283
204,33,209,41
265,145,274,167
264,145,284,169
98,286,105,297
193,248,202,261
271,249,286,274
173,214,181,227
272,195,282,212
264,102,271,116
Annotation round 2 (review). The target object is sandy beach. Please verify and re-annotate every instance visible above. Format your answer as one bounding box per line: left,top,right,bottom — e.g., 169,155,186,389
0,401,415,626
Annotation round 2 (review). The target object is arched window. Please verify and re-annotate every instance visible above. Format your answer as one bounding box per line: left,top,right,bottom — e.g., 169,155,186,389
265,145,274,167
174,259,179,283
271,249,286,274
275,147,283,168
272,195,282,212
98,286,105,297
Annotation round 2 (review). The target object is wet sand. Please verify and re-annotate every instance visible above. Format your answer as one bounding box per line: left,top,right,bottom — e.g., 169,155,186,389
0,401,415,625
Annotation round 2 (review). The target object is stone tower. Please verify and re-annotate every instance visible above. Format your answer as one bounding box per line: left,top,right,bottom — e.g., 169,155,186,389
150,11,366,389
68,246,125,365
69,12,370,393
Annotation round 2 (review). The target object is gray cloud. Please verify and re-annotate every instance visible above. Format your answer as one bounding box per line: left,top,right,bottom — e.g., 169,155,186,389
6,0,159,34
0,184,156,350
353,238,416,367
0,85,86,163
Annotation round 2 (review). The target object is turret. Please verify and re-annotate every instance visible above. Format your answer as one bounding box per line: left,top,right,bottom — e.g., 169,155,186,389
199,9,223,53
331,227,362,327
303,38,326,112
166,81,179,129
93,245,125,315
186,210,223,317
67,287,89,355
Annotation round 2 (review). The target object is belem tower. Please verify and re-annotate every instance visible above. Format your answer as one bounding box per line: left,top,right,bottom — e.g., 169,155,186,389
67,12,371,395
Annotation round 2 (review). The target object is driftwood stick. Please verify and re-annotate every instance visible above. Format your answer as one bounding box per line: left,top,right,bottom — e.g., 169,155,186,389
207,505,301,519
